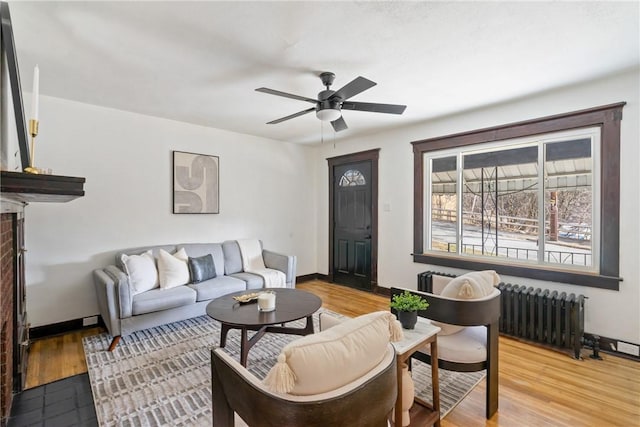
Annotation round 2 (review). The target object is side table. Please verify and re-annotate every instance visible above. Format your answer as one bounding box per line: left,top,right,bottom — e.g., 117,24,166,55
392,317,441,427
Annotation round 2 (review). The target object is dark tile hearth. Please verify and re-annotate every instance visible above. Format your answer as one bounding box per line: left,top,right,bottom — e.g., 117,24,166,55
8,374,97,427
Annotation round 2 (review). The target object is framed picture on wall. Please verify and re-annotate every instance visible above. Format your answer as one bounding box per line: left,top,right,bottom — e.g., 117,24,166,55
172,150,219,214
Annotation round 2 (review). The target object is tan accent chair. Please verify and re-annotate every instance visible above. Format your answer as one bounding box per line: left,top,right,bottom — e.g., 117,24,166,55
391,271,501,419
211,311,400,427
211,345,396,427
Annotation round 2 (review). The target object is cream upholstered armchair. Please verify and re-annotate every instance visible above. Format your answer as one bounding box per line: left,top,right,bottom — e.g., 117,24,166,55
391,270,501,419
211,311,402,427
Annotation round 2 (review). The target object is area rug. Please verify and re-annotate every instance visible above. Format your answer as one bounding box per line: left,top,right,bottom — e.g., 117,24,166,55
83,313,485,427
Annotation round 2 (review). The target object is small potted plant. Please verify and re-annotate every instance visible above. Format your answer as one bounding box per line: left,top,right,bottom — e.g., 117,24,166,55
390,290,429,329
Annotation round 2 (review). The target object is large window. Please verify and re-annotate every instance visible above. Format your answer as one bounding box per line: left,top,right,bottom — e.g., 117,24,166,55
426,129,597,271
412,103,624,290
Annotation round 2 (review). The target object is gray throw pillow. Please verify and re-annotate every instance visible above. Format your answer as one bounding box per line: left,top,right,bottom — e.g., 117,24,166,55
188,254,216,283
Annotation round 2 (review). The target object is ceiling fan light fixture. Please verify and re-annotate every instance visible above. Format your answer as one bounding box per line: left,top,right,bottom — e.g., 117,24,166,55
316,108,341,122
257,72,405,132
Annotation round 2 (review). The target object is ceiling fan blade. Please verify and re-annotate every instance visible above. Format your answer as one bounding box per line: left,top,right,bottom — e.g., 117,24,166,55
328,76,376,101
341,101,407,115
331,116,348,132
256,87,318,104
266,107,316,124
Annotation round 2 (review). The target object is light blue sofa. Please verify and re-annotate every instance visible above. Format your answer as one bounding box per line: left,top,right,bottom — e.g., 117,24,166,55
93,240,296,350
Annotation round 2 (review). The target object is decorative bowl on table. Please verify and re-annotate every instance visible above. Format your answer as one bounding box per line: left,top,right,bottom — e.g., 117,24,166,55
232,292,260,304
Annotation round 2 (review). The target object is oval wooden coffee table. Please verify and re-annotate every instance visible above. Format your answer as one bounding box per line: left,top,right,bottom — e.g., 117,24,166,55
206,288,322,367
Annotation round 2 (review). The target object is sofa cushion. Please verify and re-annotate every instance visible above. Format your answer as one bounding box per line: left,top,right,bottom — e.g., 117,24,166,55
229,272,263,290
188,276,246,302
222,241,243,275
116,245,177,270
179,244,225,279
188,254,217,283
120,250,158,295
157,248,190,289
131,286,197,315
419,325,487,364
263,311,402,395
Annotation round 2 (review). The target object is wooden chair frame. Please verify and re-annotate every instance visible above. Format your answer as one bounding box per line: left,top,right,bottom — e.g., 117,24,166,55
211,346,397,427
391,277,501,419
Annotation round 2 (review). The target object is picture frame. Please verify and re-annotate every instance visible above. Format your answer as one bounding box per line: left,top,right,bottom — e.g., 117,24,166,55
172,150,219,214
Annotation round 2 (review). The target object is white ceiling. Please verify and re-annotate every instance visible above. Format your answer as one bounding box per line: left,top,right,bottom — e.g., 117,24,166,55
8,1,639,145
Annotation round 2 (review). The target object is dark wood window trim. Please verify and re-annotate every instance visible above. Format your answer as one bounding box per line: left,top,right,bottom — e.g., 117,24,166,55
411,102,625,290
327,149,379,289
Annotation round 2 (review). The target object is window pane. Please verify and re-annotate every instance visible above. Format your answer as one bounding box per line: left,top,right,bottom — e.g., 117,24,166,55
430,156,457,253
462,146,539,262
422,128,601,274
544,138,593,267
339,169,366,187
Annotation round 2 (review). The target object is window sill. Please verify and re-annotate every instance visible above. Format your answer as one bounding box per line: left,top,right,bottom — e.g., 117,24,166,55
412,253,621,290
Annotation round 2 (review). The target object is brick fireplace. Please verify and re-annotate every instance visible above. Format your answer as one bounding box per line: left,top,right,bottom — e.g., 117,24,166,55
0,208,27,426
1,213,16,423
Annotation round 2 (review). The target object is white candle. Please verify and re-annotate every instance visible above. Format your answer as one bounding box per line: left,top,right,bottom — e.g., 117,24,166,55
31,65,39,121
258,292,276,312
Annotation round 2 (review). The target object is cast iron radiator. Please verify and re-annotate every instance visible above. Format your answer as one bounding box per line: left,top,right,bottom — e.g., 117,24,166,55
417,271,586,359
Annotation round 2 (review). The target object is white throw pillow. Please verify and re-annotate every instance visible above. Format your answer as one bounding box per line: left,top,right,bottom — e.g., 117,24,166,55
432,270,501,336
157,248,190,289
121,250,158,295
263,311,403,395
441,270,499,300
463,270,500,294
318,312,346,331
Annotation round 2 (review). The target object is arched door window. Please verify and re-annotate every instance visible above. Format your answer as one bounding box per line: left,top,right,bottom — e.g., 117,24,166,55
338,169,366,187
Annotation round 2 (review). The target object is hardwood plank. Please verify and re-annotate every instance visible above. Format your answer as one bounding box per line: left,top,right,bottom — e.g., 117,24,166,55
25,326,102,389
23,280,640,426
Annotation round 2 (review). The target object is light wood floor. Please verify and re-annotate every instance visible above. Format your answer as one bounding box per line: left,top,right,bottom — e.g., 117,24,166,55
26,280,640,426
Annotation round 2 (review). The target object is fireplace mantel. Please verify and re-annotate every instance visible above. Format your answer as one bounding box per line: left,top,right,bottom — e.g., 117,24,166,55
0,171,85,203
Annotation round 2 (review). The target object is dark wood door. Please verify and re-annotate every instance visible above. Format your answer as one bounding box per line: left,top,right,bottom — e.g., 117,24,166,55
332,161,373,290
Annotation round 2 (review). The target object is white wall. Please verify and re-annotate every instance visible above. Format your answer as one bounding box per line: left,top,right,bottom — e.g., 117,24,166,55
25,96,317,327
315,68,640,344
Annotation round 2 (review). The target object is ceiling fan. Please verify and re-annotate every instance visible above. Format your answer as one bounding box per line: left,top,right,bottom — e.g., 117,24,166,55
255,72,407,132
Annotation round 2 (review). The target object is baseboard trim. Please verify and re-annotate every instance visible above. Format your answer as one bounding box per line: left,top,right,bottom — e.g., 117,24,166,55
296,273,329,283
30,316,105,340
374,286,390,297
299,273,390,297
583,333,640,362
